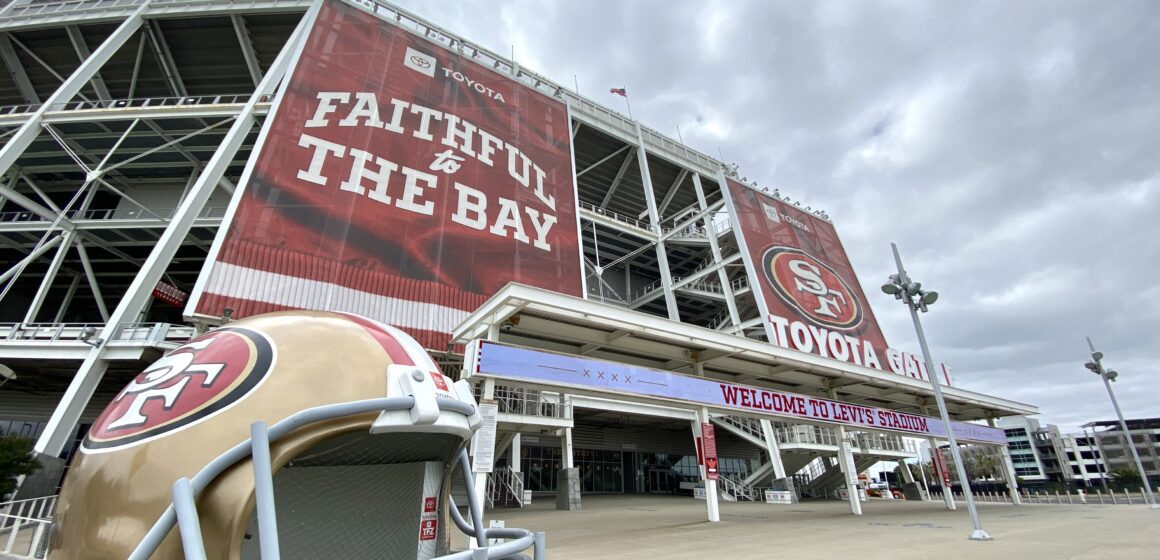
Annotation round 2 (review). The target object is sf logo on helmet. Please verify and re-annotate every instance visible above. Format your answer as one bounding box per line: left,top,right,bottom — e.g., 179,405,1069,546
762,246,863,330
84,328,274,452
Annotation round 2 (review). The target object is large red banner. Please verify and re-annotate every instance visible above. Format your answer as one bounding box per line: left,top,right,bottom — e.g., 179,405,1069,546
722,179,890,370
193,0,582,349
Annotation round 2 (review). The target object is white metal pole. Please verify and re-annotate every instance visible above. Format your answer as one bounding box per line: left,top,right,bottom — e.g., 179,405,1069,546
892,243,991,540
1086,337,1158,509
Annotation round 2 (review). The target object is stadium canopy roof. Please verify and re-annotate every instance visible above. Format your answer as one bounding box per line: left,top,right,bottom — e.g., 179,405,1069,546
453,283,1038,423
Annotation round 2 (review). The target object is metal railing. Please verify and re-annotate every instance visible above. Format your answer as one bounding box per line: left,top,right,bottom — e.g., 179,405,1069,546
0,495,56,559
775,423,841,447
717,475,759,502
578,201,652,233
489,385,570,420
0,322,197,344
0,94,269,118
487,465,525,508
0,206,227,224
716,415,764,442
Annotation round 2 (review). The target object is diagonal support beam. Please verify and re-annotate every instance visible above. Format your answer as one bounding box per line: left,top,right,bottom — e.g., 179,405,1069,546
655,169,689,218
599,148,636,208
231,14,263,87
577,145,629,177
146,19,187,97
0,1,148,178
66,25,112,101
0,32,39,104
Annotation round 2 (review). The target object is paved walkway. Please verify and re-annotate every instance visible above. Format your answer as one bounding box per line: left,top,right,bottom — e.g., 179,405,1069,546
458,495,1159,559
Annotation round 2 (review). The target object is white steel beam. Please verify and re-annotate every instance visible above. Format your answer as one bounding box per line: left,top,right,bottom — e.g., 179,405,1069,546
0,232,62,286
654,168,688,218
231,14,263,87
0,32,39,104
74,240,109,321
66,25,112,101
598,148,635,209
635,124,679,321
145,20,187,96
34,2,317,457
0,1,149,178
53,273,82,323
576,145,629,177
22,230,75,323
693,173,740,328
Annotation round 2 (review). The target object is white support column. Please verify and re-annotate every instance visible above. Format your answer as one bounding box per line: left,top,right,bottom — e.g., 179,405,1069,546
691,173,741,328
634,124,679,321
33,6,316,457
472,378,495,513
511,433,522,474
562,427,574,469
927,437,957,510
0,2,150,177
23,230,76,323
759,419,787,479
691,408,720,522
836,425,862,516
988,418,1021,505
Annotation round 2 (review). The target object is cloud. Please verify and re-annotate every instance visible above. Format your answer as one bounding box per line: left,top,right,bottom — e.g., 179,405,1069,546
395,0,1160,432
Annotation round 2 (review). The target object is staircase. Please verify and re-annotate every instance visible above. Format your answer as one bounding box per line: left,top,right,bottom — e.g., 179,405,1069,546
800,456,879,498
486,465,525,508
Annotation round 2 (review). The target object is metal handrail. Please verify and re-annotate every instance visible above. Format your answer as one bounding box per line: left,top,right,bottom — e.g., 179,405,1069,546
0,94,268,118
578,201,652,232
0,206,227,223
0,322,196,343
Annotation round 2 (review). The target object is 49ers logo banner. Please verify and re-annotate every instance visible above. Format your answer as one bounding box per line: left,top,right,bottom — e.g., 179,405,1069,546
83,328,274,452
191,0,582,350
762,246,863,331
722,178,890,370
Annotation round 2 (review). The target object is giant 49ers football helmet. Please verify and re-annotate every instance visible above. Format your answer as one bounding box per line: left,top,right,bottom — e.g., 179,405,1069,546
49,311,542,560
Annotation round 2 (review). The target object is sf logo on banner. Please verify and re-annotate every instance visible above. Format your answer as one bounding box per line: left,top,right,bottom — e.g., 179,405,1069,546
763,246,864,331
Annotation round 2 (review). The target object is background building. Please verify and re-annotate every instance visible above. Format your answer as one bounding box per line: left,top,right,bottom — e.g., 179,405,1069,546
1083,418,1160,486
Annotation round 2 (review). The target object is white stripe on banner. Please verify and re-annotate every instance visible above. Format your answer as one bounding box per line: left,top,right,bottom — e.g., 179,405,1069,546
205,262,471,334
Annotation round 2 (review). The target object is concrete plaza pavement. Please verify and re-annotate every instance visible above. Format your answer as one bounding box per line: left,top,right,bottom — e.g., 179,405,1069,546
459,495,1159,559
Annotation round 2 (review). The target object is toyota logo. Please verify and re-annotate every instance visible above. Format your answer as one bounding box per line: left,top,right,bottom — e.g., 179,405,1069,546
409,55,432,69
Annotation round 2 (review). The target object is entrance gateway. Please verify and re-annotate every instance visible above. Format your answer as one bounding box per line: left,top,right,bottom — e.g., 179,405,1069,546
462,339,1008,521
450,284,1035,521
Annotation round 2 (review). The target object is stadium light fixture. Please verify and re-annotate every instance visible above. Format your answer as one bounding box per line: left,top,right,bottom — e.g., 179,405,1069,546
78,326,104,348
884,242,991,540
1083,338,1157,508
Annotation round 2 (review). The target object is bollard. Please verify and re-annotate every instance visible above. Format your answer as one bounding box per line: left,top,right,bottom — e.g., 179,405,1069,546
1067,491,1072,505
1055,490,1060,504
1111,490,1117,505
1124,489,1131,505
1096,490,1103,504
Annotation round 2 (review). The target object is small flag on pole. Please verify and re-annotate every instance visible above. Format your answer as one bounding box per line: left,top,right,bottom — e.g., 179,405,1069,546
609,87,627,97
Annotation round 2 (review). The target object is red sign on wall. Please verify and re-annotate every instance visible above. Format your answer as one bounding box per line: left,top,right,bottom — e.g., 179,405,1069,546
722,179,890,369
701,423,719,481
193,0,582,350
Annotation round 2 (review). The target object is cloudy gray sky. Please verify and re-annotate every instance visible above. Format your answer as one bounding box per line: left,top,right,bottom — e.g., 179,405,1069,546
395,0,1160,432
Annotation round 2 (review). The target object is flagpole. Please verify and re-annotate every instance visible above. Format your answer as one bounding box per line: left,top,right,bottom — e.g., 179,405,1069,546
625,96,633,120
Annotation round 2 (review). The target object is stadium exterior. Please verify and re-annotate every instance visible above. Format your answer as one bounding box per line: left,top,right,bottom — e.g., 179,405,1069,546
0,0,1037,530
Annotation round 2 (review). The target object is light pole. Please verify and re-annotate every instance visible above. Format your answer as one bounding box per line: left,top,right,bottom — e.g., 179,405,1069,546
882,243,991,541
1083,338,1158,508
